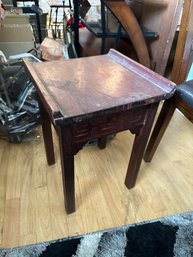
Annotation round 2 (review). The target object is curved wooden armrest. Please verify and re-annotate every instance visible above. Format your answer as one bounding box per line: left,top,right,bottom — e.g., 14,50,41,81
104,0,150,68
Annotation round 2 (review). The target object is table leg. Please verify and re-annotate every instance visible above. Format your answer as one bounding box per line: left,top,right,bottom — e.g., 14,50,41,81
58,126,75,214
125,103,159,189
98,136,107,149
39,102,55,165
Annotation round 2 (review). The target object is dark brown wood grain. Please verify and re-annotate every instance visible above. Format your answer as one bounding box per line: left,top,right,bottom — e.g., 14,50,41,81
57,126,75,214
29,49,175,123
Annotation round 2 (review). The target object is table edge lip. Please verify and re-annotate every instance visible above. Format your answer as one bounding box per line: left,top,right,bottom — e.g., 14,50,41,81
24,49,176,124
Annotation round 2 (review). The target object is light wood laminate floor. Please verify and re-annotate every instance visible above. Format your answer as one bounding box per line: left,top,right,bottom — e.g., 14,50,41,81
0,108,193,248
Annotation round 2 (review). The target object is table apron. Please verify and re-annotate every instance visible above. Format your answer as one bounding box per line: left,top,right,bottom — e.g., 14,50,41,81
69,105,150,145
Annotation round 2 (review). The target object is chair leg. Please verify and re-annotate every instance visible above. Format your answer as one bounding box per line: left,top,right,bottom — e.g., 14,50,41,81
143,98,176,163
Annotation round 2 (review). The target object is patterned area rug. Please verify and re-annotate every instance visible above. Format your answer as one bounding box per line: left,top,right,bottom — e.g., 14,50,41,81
1,211,193,257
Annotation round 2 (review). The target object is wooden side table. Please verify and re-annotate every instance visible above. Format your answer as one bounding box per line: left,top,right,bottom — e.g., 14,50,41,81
24,49,175,214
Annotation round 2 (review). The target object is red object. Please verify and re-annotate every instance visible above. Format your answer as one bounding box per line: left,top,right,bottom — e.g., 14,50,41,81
67,17,85,28
0,0,6,20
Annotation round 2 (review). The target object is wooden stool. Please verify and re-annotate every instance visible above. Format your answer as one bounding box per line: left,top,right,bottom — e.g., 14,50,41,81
24,49,175,214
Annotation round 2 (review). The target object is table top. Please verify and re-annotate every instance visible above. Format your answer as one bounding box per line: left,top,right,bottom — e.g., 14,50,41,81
24,49,175,123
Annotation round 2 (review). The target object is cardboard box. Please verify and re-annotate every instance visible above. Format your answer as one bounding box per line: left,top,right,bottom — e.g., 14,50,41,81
1,13,30,24
0,13,35,57
0,41,35,58
0,24,34,42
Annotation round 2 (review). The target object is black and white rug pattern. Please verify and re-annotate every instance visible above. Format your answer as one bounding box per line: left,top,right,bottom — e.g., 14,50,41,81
1,212,193,257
